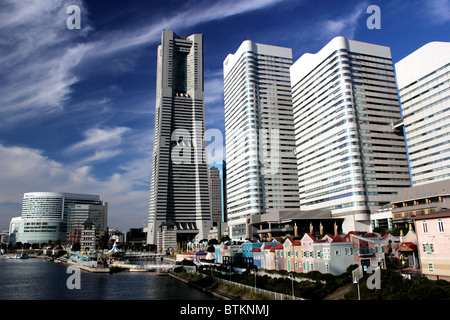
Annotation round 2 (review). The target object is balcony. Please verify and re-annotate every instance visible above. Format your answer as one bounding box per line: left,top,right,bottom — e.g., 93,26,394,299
356,247,375,256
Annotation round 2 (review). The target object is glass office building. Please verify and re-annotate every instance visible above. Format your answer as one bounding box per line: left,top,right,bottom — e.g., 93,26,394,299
9,192,107,245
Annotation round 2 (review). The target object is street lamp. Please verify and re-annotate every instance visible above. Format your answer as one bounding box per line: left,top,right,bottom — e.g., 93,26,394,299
251,268,257,290
228,265,232,282
289,273,295,299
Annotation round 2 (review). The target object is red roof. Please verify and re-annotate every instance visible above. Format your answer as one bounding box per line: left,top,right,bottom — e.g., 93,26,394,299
252,248,261,252
304,233,317,241
332,235,344,242
270,244,284,252
364,233,379,238
285,238,301,246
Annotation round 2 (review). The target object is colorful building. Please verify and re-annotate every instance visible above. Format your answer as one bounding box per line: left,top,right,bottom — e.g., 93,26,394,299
412,210,450,280
283,238,302,273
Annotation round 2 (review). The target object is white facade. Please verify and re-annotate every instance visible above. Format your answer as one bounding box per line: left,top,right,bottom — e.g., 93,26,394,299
223,40,300,240
395,42,450,186
290,36,411,232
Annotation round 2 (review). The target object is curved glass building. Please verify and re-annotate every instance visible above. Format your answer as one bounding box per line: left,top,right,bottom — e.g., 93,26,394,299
9,192,107,245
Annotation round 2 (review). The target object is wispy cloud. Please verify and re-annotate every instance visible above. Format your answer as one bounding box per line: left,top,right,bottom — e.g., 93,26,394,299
319,1,369,40
91,0,288,56
426,0,450,23
67,126,131,164
0,0,288,127
0,0,91,125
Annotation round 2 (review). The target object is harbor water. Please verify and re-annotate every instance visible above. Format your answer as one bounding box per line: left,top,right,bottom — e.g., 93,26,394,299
0,257,215,300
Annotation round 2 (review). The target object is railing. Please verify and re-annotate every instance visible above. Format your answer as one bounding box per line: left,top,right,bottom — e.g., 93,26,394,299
184,269,304,300
356,247,374,256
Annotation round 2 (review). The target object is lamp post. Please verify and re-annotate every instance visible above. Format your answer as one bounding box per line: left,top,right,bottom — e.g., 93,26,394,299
251,268,257,290
289,273,295,299
228,265,232,282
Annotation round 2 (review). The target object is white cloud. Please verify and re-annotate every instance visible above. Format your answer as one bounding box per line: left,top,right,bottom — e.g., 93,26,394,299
0,0,92,126
426,0,450,23
68,126,131,152
66,126,131,165
0,0,288,126
320,1,369,40
83,0,287,56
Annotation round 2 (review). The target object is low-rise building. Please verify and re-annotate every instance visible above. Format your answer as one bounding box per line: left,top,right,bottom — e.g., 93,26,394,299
314,235,355,276
412,210,450,280
283,238,302,273
300,233,317,272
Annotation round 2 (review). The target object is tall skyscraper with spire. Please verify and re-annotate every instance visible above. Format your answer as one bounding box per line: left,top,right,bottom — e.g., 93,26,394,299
147,30,212,250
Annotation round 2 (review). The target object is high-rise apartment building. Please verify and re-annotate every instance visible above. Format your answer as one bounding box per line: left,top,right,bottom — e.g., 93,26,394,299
223,40,300,240
9,192,107,245
209,166,223,225
395,41,450,186
147,30,212,249
290,36,411,232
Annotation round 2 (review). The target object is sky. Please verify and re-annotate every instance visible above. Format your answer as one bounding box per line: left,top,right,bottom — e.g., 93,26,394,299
0,0,449,232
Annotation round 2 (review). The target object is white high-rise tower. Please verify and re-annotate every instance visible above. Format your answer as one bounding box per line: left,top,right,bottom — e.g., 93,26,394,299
290,36,411,232
395,41,450,186
223,40,300,240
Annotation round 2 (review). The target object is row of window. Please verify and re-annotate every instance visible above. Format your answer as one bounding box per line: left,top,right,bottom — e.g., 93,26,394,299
421,219,446,234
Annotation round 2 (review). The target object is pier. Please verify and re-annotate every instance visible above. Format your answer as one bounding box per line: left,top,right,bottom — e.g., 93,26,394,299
123,251,166,259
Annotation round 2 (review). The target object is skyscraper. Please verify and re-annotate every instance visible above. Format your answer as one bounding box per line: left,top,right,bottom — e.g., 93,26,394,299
223,40,300,240
395,41,450,186
290,36,411,232
147,30,212,249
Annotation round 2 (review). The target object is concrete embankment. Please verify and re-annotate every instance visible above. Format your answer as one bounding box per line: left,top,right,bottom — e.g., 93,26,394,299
168,271,240,300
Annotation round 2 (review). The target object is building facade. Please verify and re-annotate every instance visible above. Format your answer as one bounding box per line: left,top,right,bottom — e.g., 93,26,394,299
395,42,450,186
390,179,450,229
412,210,450,280
147,30,212,249
209,166,223,226
9,192,107,245
290,36,411,232
223,40,300,240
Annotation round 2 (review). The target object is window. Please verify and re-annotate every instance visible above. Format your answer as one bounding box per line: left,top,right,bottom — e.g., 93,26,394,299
422,221,429,234
335,250,341,256
325,264,330,272
437,219,445,233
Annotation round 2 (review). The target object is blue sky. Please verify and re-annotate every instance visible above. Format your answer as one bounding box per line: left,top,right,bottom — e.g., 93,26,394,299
0,0,449,232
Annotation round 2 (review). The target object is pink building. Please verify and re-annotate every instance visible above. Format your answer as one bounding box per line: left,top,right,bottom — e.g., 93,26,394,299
300,233,317,272
283,238,302,273
412,210,450,281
